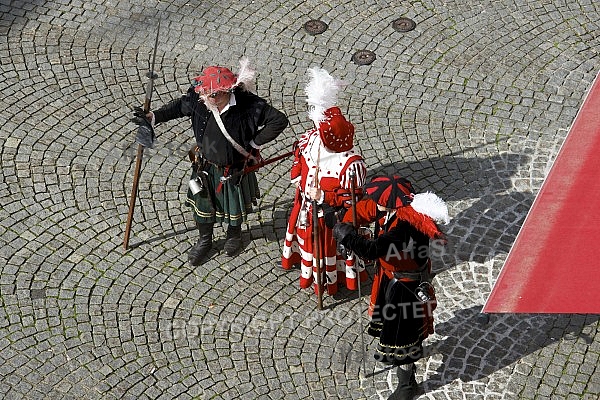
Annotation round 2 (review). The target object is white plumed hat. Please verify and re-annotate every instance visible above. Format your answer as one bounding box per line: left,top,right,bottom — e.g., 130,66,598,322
304,67,345,126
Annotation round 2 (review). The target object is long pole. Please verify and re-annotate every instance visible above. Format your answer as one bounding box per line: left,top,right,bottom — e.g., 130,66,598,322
312,199,324,310
349,169,367,377
123,145,144,250
219,150,294,183
123,21,160,250
313,145,323,310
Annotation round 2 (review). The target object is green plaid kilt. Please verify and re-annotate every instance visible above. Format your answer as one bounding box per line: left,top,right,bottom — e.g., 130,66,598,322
185,164,260,226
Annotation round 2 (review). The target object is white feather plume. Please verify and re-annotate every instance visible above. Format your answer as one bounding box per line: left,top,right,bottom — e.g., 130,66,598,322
305,67,344,126
235,56,256,92
411,192,450,225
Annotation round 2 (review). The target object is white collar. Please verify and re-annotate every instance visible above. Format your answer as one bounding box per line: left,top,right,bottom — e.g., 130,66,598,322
219,93,236,115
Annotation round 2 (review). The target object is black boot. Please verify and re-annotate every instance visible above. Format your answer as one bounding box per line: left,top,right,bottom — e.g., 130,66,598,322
223,224,242,256
388,363,417,400
188,223,213,266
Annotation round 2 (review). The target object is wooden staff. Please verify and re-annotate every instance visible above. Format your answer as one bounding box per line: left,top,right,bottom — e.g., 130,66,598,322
312,198,324,310
123,22,160,250
349,169,367,376
312,146,323,310
219,150,294,183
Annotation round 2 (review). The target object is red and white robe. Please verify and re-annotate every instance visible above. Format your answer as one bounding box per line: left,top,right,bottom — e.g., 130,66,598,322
281,129,368,295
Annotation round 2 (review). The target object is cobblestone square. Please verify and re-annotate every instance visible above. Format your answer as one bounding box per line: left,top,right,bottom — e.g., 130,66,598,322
1,1,599,399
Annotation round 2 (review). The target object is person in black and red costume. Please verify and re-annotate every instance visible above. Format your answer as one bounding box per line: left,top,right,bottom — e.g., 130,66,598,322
333,175,449,400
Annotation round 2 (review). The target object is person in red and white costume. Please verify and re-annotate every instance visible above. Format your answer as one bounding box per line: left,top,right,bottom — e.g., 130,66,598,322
281,67,368,295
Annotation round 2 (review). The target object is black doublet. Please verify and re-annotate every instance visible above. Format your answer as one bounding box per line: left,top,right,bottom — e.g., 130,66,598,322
153,86,288,167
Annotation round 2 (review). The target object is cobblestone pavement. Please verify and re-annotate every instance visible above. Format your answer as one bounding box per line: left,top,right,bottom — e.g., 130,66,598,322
1,0,600,399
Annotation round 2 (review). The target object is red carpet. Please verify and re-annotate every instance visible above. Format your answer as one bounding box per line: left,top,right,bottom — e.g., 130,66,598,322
484,71,600,313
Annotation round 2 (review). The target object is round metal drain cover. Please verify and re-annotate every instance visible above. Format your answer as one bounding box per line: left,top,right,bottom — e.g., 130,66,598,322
352,50,376,65
304,20,328,35
392,17,416,32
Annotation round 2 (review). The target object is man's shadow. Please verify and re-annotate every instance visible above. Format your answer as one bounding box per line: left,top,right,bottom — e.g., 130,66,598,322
260,149,536,307
369,150,535,273
421,305,599,393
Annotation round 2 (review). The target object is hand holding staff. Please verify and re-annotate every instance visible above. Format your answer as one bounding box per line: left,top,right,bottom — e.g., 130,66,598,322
219,150,294,183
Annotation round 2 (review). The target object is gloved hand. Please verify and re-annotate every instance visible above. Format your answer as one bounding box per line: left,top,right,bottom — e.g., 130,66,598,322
333,222,356,245
248,146,263,165
323,205,338,229
131,106,155,148
131,106,149,124
324,205,347,229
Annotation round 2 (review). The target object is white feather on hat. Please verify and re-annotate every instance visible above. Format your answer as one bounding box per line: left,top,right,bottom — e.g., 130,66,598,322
411,192,450,225
234,56,256,92
305,67,345,126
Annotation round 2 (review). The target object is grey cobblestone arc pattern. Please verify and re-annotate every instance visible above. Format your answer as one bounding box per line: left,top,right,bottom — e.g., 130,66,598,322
1,0,599,399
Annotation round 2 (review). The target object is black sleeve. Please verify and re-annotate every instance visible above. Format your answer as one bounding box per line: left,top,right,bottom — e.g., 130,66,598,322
153,87,197,123
409,227,431,267
253,103,289,146
341,223,409,260
342,221,430,264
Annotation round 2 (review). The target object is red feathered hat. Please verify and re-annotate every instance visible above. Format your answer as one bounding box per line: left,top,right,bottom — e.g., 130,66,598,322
192,66,237,95
365,175,449,240
319,107,355,152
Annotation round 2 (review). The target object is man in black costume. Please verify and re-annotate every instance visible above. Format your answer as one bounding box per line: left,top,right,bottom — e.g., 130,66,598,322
133,58,288,265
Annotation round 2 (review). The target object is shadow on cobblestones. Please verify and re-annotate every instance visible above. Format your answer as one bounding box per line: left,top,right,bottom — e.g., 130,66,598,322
370,151,534,270
423,306,599,394
127,225,197,249
253,206,295,244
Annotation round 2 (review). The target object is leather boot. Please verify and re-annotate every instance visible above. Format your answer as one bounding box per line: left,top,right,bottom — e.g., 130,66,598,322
188,223,213,266
388,363,417,400
223,224,242,256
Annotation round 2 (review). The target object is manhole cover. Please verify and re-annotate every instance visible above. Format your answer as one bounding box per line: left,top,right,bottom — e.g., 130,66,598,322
392,17,416,32
352,50,376,65
304,20,328,35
